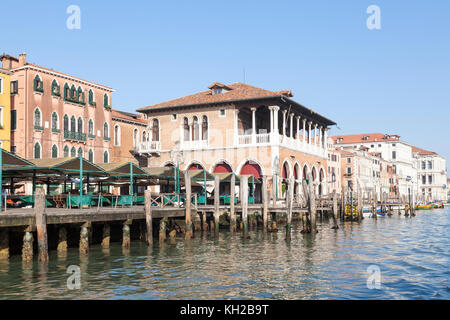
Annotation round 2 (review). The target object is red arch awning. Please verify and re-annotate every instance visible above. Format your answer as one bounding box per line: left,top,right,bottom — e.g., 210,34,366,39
240,161,261,178
213,163,232,173
188,163,204,171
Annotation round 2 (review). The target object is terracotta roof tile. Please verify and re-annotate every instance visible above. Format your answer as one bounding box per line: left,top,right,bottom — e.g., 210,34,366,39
137,82,294,111
112,109,147,125
412,146,437,156
332,133,400,144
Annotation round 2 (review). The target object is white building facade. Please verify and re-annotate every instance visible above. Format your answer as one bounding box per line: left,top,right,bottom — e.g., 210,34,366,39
413,147,447,201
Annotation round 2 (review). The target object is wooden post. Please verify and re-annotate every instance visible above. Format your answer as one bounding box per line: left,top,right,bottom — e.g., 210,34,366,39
122,220,132,249
35,188,48,262
144,190,153,246
308,173,317,233
373,187,378,220
214,175,220,233
22,228,33,262
241,175,249,235
159,218,167,242
331,190,339,229
184,171,193,239
286,177,294,236
357,184,362,222
80,223,89,254
301,180,310,233
230,174,236,232
0,228,9,260
272,176,277,208
101,223,111,248
57,227,68,253
262,175,268,232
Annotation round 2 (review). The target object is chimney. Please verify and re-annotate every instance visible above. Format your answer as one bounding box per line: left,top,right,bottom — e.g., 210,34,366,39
18,53,27,66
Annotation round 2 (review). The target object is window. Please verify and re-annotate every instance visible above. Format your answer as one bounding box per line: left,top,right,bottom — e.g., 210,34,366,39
183,117,189,141
422,175,426,185
347,167,352,174
88,90,95,106
34,142,41,159
63,145,69,157
11,110,17,130
427,161,432,170
103,122,109,139
34,108,42,129
392,151,396,159
133,128,139,148
51,112,59,131
213,88,222,95
0,106,3,128
104,94,110,108
219,109,226,117
192,116,199,141
33,75,43,93
64,83,70,99
88,149,94,162
0,77,3,94
422,161,426,170
202,115,208,140
77,117,83,133
88,119,94,137
10,81,18,94
77,147,83,157
77,87,84,103
171,114,177,121
152,119,159,141
51,145,58,158
103,150,109,163
142,131,147,143
63,115,69,132
69,116,76,132
71,85,76,100
114,125,121,146
428,175,432,184
70,147,76,157
347,158,351,163
51,80,60,97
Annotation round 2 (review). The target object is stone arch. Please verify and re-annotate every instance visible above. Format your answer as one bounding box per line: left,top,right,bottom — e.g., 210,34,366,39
184,160,207,171
210,159,234,173
236,158,266,178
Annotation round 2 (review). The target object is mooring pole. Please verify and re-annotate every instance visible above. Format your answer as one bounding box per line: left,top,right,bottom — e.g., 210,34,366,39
262,175,269,232
214,175,220,233
35,188,48,262
144,190,153,246
241,175,249,236
185,170,192,239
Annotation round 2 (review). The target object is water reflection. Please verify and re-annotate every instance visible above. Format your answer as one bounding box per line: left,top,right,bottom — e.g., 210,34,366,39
0,209,448,300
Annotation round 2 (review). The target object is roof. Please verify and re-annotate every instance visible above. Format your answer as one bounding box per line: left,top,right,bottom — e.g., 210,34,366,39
137,82,294,112
112,109,147,125
0,68,12,75
1,149,34,167
3,53,114,92
97,162,148,176
31,157,106,175
412,146,437,156
333,133,400,144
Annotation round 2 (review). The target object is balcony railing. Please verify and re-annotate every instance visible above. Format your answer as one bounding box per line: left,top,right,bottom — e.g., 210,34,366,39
181,140,208,150
63,130,87,142
136,141,161,154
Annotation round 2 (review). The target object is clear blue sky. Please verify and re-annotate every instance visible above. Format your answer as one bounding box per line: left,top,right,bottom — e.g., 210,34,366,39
1,0,449,173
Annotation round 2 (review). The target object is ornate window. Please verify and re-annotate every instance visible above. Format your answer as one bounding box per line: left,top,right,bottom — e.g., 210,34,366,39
33,75,43,93
63,145,69,157
51,79,60,97
88,119,94,137
88,149,94,162
77,117,83,133
152,119,159,141
64,83,70,99
88,90,95,106
63,115,69,132
34,142,41,159
34,108,42,129
77,87,84,104
103,122,109,139
114,125,121,146
51,112,59,131
202,115,208,140
70,146,76,157
133,128,139,148
77,147,83,157
103,150,109,163
103,94,110,109
70,116,76,132
192,116,199,141
51,145,58,158
183,117,189,141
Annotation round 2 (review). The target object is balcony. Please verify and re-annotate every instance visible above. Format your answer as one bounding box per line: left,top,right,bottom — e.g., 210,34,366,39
135,141,161,155
181,140,208,150
64,130,87,143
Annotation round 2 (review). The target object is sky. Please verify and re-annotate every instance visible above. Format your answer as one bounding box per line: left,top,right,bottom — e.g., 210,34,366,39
1,0,449,173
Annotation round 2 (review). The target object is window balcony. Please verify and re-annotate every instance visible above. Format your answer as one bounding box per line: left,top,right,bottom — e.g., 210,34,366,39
34,125,44,131
63,130,86,142
104,136,111,142
88,134,96,139
135,141,161,154
52,128,61,133
181,139,208,150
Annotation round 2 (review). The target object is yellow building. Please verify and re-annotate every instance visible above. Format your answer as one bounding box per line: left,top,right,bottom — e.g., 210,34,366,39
0,68,11,151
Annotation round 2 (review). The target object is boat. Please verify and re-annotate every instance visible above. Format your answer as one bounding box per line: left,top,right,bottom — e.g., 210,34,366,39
432,201,444,209
415,203,433,210
444,203,450,207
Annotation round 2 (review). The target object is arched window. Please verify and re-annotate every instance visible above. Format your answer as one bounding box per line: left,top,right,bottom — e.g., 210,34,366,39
70,85,77,100
103,94,109,108
142,131,146,143
33,75,43,92
77,87,84,103
103,122,109,138
183,117,189,141
77,147,83,157
63,145,69,157
103,151,109,163
88,90,95,105
70,147,76,157
88,119,94,136
51,144,58,158
133,128,139,148
34,108,42,128
63,115,69,132
70,116,76,132
202,115,208,140
152,119,159,141
88,149,94,162
34,142,41,159
114,125,121,146
64,83,70,99
51,80,60,97
51,112,59,130
192,116,199,141
77,117,83,133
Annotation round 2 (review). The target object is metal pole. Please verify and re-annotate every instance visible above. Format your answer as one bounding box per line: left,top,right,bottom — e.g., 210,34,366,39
79,156,83,210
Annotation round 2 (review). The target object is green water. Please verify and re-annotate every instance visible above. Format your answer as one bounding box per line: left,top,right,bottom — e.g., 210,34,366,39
0,208,449,300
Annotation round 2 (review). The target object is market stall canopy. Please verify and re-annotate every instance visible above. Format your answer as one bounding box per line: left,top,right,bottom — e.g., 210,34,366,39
189,169,215,182
98,162,148,177
1,149,34,167
31,157,107,176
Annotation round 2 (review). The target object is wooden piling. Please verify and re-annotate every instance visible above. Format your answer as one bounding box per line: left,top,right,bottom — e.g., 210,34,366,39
262,175,268,232
214,175,220,233
22,228,33,262
0,228,9,260
308,174,317,233
301,180,310,233
373,187,378,220
357,184,362,222
230,174,236,232
57,227,68,253
35,188,48,262
286,177,294,235
331,190,339,229
101,223,110,249
184,171,193,239
122,220,132,249
241,175,249,235
144,190,153,246
79,223,90,254
159,218,167,242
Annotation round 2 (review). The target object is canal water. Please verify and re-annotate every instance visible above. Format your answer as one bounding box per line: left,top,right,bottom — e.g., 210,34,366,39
0,208,448,300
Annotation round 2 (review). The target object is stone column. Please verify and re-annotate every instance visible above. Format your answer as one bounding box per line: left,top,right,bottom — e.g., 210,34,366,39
296,116,300,140
324,128,329,149
314,124,318,146
251,107,257,144
289,113,294,138
308,121,312,144
319,126,323,148
282,110,287,137
269,106,274,133
302,119,306,142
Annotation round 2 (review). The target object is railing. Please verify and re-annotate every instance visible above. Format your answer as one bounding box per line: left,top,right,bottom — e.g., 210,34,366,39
63,130,87,142
181,139,208,150
136,140,161,154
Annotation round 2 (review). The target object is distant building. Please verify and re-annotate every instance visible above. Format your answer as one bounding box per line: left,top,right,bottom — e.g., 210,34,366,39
0,53,114,162
0,67,12,151
327,137,341,193
333,133,417,199
413,146,447,201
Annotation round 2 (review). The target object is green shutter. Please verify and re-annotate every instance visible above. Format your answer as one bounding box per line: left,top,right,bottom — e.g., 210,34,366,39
11,110,17,130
